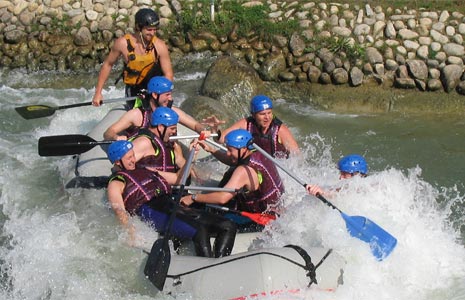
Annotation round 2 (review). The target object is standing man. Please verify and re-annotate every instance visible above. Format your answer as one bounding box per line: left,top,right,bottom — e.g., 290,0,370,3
92,8,174,107
218,95,300,158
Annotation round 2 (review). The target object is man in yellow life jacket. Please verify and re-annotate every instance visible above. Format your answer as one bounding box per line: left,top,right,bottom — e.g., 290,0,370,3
92,8,174,108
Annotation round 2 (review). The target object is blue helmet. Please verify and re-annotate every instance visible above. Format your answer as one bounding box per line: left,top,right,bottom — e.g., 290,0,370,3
108,141,133,164
225,129,254,150
338,154,368,174
147,76,173,94
250,95,273,113
151,107,179,126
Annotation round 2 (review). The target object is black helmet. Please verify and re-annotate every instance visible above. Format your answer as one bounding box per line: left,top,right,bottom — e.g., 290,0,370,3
135,8,159,29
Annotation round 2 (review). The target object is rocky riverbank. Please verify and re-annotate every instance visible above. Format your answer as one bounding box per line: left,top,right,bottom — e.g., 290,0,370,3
1,0,465,98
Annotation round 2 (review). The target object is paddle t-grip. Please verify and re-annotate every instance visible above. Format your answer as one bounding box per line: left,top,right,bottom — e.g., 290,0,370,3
199,132,206,140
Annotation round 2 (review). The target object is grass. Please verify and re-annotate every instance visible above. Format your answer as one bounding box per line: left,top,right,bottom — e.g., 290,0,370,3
49,15,75,34
304,36,366,63
175,0,299,40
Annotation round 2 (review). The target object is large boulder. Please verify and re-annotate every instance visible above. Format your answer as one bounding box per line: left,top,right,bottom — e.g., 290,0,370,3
258,52,287,81
74,26,93,46
441,64,463,93
180,95,234,126
200,56,264,119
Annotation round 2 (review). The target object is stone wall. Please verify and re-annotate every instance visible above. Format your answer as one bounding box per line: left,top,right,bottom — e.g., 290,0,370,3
1,0,465,95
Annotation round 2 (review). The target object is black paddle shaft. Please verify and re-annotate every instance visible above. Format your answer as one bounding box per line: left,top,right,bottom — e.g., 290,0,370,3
144,148,196,291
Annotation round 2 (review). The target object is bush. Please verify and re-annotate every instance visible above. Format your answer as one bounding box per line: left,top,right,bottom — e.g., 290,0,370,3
177,0,299,41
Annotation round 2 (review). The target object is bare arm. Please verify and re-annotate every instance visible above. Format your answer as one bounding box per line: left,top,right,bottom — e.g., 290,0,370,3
92,37,126,106
103,110,142,140
131,136,154,162
173,142,186,169
173,107,205,133
305,184,325,196
196,140,232,165
155,39,174,82
278,124,300,155
218,118,247,144
181,165,258,206
107,180,130,227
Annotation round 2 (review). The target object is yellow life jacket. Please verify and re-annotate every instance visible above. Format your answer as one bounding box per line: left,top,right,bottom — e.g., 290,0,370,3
123,34,159,86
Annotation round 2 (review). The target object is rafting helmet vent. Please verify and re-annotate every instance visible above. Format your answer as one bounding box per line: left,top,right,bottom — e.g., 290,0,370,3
250,95,273,113
135,8,159,29
225,129,254,150
151,107,179,127
338,154,368,174
147,76,173,94
108,141,133,164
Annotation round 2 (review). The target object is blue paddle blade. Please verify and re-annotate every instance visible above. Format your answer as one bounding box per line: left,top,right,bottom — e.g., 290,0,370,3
340,212,397,261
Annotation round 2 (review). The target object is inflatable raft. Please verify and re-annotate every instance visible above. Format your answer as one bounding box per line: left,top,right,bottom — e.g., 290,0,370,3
144,243,345,299
65,105,346,299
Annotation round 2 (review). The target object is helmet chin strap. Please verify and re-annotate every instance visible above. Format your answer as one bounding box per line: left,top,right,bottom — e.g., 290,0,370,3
236,148,247,166
154,94,161,107
139,31,153,52
157,126,168,142
118,160,129,171
139,32,147,49
167,100,173,108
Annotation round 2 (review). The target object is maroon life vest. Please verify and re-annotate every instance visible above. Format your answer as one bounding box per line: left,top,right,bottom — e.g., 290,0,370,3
236,151,285,214
110,168,171,214
246,116,289,159
125,108,152,139
131,128,178,173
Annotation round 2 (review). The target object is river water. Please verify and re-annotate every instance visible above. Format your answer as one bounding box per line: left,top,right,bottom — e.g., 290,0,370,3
1,53,465,300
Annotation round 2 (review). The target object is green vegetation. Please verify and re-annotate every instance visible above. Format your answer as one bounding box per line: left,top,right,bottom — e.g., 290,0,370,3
305,36,366,63
177,0,299,41
428,45,439,60
49,14,79,34
330,37,365,62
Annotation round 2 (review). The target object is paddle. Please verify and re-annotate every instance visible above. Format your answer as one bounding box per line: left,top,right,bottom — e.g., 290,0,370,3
144,147,196,291
15,96,136,120
38,133,218,157
173,185,240,193
204,137,227,151
171,185,276,225
252,143,397,261
38,134,111,157
206,204,276,226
